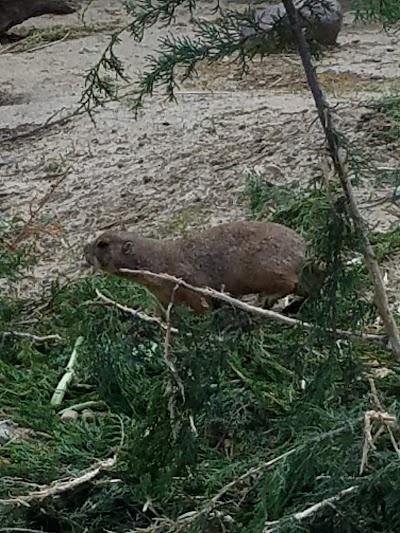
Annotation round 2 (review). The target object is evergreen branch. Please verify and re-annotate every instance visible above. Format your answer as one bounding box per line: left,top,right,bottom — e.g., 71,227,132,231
81,10,267,113
280,0,400,361
135,420,362,532
79,28,130,118
265,381,399,531
124,0,199,40
80,0,400,114
354,0,400,27
131,13,253,111
119,268,389,348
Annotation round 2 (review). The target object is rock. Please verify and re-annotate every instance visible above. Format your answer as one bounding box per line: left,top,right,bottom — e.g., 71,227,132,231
60,409,79,422
0,419,17,446
0,0,78,35
81,409,96,423
240,0,343,49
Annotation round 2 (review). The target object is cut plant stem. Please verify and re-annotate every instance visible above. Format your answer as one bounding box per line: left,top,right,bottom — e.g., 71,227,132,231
58,400,107,416
51,336,84,407
281,0,400,361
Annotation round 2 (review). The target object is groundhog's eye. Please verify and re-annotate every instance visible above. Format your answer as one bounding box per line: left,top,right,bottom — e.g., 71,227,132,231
96,240,108,249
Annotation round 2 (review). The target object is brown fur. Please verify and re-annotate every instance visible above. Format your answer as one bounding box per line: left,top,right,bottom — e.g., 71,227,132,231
84,221,307,315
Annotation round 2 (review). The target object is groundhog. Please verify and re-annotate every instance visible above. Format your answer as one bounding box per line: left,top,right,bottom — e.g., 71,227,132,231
84,221,309,315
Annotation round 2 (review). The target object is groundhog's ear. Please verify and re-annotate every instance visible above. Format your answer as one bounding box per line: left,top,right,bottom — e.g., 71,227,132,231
122,241,134,255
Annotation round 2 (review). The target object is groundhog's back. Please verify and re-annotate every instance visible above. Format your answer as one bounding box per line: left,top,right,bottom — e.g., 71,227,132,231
178,221,306,296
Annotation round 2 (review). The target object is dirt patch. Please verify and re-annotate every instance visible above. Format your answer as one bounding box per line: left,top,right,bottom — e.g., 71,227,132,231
186,55,397,94
0,0,399,300
356,108,400,148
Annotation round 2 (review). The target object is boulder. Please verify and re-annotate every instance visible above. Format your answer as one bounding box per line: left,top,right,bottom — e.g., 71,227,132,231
0,0,78,35
241,0,343,49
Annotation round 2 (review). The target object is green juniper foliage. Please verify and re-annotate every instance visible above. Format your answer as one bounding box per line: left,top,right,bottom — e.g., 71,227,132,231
80,1,331,114
353,0,400,26
81,8,262,114
80,0,400,114
2,171,400,531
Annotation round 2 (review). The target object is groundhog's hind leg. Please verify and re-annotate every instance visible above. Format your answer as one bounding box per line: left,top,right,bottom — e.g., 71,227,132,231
258,292,291,310
258,273,301,310
259,294,283,310
153,301,167,319
181,289,214,315
281,297,306,316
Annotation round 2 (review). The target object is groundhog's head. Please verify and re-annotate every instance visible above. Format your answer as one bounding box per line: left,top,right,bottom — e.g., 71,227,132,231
84,231,139,274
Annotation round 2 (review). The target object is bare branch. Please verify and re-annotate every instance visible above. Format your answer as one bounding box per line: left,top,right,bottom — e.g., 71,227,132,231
1,331,62,343
94,288,178,333
0,527,51,533
163,284,185,442
281,0,400,361
119,268,389,348
0,455,117,506
264,486,358,532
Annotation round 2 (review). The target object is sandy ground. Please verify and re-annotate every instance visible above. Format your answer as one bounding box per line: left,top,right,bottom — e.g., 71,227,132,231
0,0,399,300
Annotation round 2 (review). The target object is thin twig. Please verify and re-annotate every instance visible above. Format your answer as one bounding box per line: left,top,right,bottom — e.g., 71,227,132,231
164,285,184,399
360,377,399,475
359,378,400,475
0,455,117,506
9,170,69,248
94,288,178,333
1,331,62,342
370,376,400,450
24,30,71,54
0,527,50,533
119,269,388,348
163,285,185,442
281,0,400,361
0,101,92,146
264,486,358,532
58,400,107,416
0,37,26,55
